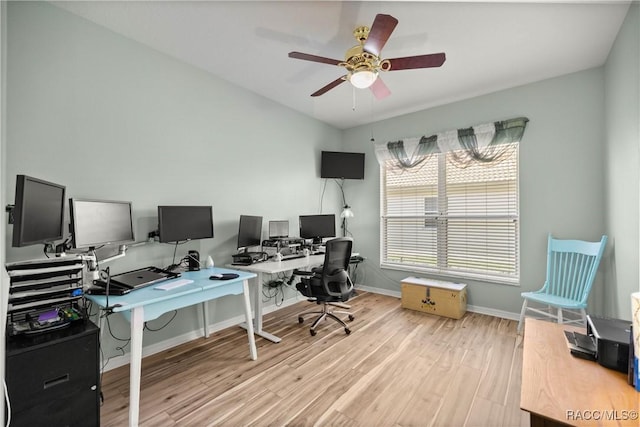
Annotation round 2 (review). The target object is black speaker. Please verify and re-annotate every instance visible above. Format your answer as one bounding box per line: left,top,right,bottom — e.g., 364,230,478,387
188,250,200,271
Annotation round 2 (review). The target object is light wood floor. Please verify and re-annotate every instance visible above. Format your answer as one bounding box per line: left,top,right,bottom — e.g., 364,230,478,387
99,292,530,427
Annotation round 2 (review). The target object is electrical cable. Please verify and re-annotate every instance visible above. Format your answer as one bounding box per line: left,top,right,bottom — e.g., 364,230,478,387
102,311,131,356
335,178,347,207
99,267,111,310
361,260,402,289
334,178,353,237
165,241,189,271
144,311,178,332
319,178,328,213
4,379,10,427
262,283,286,306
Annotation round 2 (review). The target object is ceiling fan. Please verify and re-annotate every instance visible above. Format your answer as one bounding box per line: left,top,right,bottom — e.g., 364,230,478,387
288,14,446,99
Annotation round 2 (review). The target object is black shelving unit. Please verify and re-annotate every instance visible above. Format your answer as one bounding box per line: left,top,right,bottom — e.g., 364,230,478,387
5,257,85,336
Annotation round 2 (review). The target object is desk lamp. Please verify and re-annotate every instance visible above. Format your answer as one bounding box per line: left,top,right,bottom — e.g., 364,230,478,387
340,205,354,237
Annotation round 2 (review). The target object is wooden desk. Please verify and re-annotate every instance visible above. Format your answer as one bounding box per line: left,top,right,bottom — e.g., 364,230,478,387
521,318,638,426
86,267,257,427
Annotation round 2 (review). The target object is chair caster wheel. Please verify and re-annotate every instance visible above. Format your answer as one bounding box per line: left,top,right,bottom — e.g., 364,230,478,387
345,328,351,335
348,315,355,321
298,317,304,324
310,329,317,336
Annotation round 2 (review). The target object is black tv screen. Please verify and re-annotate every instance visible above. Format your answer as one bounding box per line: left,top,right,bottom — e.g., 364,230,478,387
158,206,214,243
12,175,66,248
320,151,365,179
237,215,263,250
69,199,135,249
299,214,336,242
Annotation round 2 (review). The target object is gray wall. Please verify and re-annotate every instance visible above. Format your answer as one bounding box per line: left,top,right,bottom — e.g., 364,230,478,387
343,68,607,317
603,2,640,319
5,2,342,358
3,1,639,367
342,2,640,321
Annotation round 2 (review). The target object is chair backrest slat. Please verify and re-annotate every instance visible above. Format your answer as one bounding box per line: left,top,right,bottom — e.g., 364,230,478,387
544,234,607,304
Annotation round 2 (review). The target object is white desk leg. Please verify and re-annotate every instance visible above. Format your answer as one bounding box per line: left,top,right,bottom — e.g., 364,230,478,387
253,272,264,332
202,302,210,338
239,272,282,343
242,279,257,360
129,307,144,427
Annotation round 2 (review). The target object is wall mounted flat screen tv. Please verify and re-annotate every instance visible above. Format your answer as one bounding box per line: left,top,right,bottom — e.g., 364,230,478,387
69,198,135,249
11,175,66,248
158,206,214,243
320,151,365,179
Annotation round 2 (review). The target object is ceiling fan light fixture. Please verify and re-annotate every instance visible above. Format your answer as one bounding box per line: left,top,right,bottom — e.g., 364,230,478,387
349,69,378,89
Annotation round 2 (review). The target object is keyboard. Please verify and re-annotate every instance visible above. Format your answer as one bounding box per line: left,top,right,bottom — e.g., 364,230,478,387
155,279,194,291
281,254,305,261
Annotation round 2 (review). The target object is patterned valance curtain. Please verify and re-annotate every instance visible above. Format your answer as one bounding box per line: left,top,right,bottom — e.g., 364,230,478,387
375,117,529,169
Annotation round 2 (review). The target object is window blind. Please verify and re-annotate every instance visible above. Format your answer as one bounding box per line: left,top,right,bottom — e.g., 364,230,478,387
381,143,519,283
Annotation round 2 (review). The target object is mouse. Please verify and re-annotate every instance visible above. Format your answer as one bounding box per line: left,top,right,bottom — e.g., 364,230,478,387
209,274,223,279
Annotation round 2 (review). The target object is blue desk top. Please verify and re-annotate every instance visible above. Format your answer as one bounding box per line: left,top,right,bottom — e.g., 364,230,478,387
85,267,256,321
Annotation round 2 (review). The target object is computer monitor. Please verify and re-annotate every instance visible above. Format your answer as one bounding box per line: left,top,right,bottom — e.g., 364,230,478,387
158,206,214,243
69,198,135,249
237,215,263,252
299,214,336,244
11,175,66,248
268,220,289,239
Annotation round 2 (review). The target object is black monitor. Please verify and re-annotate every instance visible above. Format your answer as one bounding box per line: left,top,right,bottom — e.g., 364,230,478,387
299,214,336,244
158,206,214,243
237,215,263,251
69,198,135,249
320,151,365,179
11,175,66,248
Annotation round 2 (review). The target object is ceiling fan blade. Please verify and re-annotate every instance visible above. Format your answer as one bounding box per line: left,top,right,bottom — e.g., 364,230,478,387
385,53,446,71
370,77,391,100
288,51,342,66
364,14,398,57
311,76,347,97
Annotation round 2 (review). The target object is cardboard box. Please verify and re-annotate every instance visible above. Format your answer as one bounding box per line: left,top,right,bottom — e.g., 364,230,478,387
401,276,467,319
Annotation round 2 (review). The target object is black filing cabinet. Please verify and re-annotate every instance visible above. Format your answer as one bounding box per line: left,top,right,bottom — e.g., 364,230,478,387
5,320,100,427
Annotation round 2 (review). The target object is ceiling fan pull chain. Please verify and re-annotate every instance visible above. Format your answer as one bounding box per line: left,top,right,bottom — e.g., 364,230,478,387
352,86,356,111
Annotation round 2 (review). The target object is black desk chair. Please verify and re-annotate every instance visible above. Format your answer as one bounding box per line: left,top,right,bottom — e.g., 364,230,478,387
293,237,355,336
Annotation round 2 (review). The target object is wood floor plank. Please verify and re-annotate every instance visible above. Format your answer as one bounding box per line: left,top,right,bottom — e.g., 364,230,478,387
98,292,529,426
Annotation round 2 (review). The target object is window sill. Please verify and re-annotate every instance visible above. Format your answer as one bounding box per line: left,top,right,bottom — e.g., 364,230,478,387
380,262,520,287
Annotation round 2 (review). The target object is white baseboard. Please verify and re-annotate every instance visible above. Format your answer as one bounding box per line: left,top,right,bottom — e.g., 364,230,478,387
101,286,519,371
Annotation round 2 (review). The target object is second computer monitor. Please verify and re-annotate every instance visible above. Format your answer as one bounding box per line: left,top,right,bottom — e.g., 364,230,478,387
158,206,214,243
299,214,336,244
69,198,135,249
268,220,289,239
237,215,263,252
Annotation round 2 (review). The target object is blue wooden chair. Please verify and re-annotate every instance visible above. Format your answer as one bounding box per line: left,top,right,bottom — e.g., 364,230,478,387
517,234,607,333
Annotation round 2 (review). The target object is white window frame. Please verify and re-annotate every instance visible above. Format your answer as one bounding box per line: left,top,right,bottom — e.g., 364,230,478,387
379,143,520,285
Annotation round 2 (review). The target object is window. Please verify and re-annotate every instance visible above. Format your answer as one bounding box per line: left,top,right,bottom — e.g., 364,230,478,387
380,142,519,284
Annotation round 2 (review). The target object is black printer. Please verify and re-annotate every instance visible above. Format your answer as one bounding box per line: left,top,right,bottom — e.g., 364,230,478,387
586,315,631,373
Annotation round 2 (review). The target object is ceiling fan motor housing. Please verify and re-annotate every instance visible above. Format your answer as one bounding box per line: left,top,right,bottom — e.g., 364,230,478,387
343,45,378,72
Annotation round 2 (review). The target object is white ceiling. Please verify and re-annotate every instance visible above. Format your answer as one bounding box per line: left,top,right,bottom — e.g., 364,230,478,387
51,1,630,130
